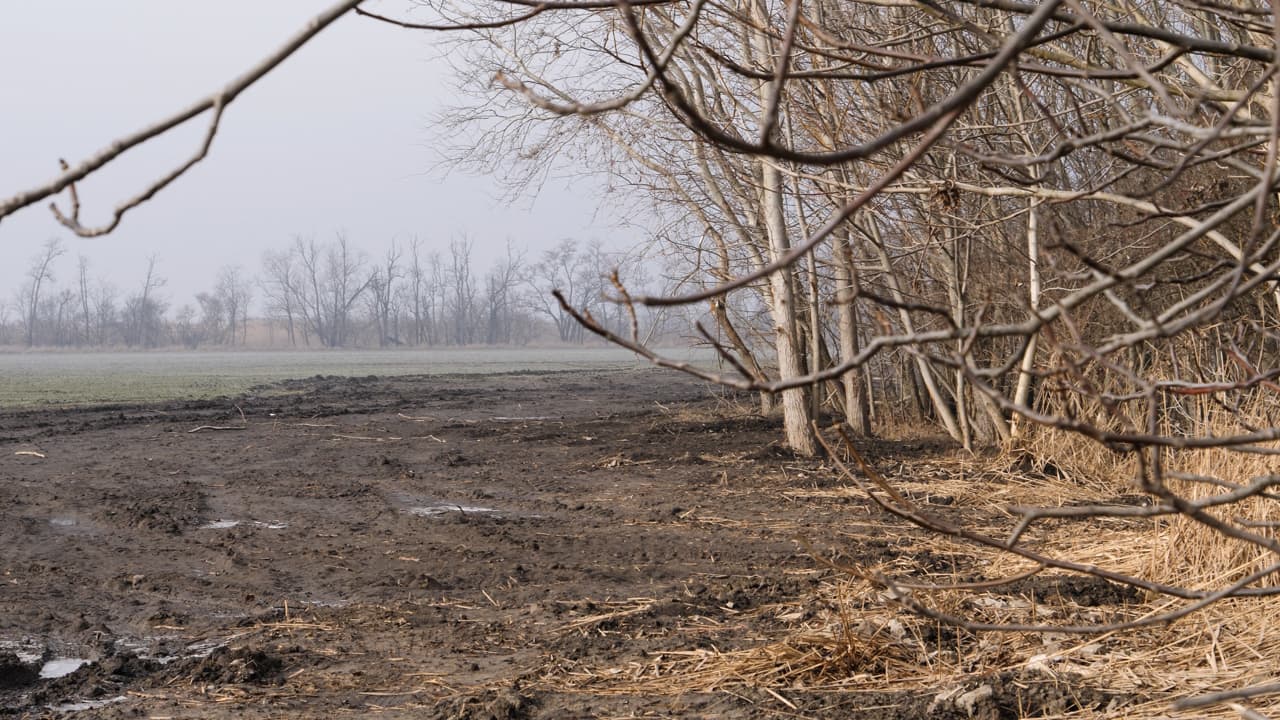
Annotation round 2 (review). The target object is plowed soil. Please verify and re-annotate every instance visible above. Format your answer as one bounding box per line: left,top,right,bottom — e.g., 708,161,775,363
0,369,1126,718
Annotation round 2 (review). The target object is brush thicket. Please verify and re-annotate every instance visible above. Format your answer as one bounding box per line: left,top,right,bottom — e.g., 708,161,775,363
1020,333,1280,585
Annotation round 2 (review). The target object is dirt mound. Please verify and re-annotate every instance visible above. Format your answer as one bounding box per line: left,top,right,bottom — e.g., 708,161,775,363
98,481,208,534
0,653,38,689
435,686,536,720
930,671,1120,719
1001,574,1141,607
173,646,287,686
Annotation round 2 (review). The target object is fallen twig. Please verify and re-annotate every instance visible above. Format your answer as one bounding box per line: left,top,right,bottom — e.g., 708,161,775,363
1230,704,1272,720
188,425,246,433
14,450,46,458
556,599,657,634
1176,682,1280,710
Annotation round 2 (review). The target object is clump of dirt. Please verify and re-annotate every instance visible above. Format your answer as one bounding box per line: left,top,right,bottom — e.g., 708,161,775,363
97,481,208,534
0,652,38,689
95,651,161,681
930,671,1120,718
176,646,286,686
435,685,536,720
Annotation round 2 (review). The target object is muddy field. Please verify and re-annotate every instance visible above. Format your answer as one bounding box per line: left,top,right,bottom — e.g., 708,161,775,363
0,369,1140,718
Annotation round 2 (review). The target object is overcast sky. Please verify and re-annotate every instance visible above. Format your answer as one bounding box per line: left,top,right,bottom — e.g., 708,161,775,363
0,2,630,310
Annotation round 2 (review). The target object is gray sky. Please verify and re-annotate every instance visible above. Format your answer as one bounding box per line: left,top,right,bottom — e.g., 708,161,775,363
0,1,629,310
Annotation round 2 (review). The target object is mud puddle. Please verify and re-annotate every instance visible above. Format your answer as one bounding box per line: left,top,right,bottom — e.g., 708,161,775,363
39,659,89,679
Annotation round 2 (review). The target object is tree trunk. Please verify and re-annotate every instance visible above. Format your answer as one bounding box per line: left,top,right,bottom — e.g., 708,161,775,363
834,230,872,435
1010,222,1040,433
759,164,814,454
752,0,814,456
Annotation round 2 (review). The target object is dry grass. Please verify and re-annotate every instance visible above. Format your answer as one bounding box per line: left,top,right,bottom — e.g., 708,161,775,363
533,439,1280,718
1021,386,1280,589
1009,396,1280,718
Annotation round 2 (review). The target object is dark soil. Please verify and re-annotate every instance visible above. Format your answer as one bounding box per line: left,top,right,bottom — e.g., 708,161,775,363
0,368,1131,718
999,575,1142,608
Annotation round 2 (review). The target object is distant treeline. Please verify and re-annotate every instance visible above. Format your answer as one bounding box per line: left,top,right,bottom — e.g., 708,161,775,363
3,235,681,349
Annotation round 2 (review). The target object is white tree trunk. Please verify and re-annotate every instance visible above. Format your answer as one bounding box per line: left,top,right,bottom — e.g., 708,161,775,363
760,161,815,456
1012,193,1041,438
752,2,814,456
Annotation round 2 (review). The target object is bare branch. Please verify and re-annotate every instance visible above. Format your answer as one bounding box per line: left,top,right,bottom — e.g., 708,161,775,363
0,0,364,228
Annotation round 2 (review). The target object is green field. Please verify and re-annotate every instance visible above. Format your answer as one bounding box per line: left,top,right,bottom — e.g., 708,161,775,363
0,347,713,407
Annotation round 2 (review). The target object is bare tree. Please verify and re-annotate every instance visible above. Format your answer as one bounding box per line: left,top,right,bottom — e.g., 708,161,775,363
182,292,219,347
76,255,93,346
367,241,403,346
18,238,66,347
283,234,374,347
527,239,589,343
46,288,76,346
88,280,118,347
215,265,254,345
426,249,445,346
174,303,200,349
325,234,373,347
446,236,478,345
260,249,301,346
0,302,11,345
483,239,526,345
123,255,166,348
403,237,429,345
